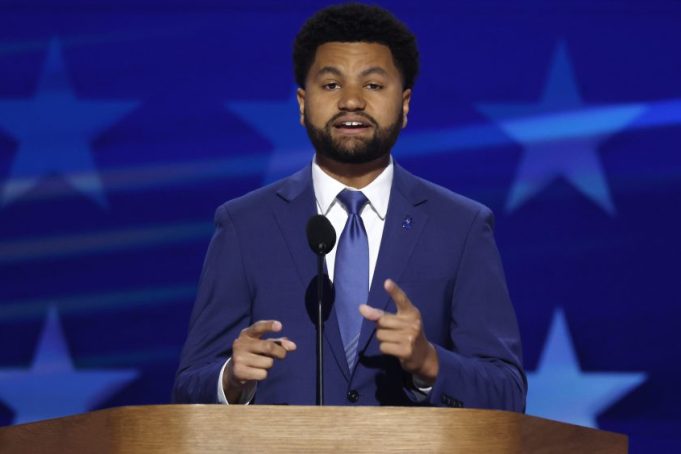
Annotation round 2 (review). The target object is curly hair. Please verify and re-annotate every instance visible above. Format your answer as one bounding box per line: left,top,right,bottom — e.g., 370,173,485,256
293,3,419,90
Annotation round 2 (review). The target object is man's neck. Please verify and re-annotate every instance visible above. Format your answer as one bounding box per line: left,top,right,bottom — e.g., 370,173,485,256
315,154,390,189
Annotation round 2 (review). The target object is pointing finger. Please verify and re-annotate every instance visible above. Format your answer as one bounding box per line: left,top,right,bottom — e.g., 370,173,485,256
384,279,414,313
244,320,282,338
359,304,384,321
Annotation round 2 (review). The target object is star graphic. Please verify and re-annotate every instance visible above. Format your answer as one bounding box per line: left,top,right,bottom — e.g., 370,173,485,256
0,38,139,208
526,309,646,428
477,42,646,215
226,89,313,183
0,307,137,425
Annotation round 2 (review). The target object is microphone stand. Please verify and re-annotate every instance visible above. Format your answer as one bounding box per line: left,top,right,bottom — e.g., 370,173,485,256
316,253,324,406
306,214,335,407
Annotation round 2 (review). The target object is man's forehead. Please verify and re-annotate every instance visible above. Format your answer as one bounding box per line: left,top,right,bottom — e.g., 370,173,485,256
315,41,392,63
310,42,397,74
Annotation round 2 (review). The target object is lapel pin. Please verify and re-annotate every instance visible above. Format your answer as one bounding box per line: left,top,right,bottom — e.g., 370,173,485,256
402,215,413,230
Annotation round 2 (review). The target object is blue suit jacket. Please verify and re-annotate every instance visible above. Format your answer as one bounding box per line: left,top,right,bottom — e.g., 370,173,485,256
173,163,526,410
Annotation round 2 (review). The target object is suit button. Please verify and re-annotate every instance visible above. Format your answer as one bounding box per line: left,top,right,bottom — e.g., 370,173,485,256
347,390,359,403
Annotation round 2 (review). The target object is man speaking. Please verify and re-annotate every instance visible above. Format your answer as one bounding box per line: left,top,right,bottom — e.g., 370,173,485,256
173,3,526,410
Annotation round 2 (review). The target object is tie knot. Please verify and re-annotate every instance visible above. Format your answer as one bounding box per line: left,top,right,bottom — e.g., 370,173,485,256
337,189,369,215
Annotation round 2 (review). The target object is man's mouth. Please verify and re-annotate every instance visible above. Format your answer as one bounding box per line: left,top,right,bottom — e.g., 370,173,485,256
332,118,373,132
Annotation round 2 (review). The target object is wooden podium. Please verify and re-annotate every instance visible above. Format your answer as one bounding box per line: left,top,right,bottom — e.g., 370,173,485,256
0,405,627,453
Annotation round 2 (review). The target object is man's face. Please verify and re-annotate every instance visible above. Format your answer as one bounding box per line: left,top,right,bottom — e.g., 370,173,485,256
297,42,411,164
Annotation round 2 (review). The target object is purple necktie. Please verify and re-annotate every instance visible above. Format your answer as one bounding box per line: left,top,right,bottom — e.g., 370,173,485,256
334,189,370,371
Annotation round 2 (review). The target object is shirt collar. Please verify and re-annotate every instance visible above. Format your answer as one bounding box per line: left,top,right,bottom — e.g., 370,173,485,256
311,155,393,220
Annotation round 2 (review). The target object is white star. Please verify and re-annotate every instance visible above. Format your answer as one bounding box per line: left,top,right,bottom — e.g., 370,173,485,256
477,42,646,215
0,38,139,208
527,309,646,428
0,307,137,424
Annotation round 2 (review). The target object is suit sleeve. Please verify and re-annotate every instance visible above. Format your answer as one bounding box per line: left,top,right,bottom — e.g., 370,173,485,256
172,205,252,403
426,206,527,411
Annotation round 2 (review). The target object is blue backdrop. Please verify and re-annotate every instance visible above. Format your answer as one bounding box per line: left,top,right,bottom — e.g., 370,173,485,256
1,1,680,451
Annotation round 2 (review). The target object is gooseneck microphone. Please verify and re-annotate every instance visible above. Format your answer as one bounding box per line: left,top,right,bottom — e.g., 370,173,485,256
306,215,336,406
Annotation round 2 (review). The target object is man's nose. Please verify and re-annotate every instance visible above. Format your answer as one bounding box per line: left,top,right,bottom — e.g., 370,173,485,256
338,86,366,111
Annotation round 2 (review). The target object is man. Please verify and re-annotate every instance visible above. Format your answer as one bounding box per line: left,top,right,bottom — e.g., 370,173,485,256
173,3,526,410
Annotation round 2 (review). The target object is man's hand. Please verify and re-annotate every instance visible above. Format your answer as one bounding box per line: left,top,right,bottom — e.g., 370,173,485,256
359,279,439,386
224,320,296,403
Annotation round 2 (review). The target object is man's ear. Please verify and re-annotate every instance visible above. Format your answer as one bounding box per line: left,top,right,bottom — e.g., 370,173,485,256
401,88,412,128
296,88,306,126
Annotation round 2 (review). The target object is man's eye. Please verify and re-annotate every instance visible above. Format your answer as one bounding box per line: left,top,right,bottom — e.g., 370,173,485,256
366,83,383,90
323,82,340,90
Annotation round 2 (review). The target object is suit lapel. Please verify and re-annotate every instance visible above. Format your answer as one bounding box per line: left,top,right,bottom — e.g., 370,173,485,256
272,166,351,381
355,164,429,369
272,166,318,289
324,293,351,380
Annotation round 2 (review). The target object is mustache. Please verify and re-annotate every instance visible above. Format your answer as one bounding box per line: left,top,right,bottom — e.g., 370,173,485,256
326,112,378,128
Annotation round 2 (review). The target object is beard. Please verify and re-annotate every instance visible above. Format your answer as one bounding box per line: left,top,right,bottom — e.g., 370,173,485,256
303,111,403,164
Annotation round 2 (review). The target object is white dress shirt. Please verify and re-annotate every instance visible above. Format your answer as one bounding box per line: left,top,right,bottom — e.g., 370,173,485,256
218,156,420,404
311,156,392,286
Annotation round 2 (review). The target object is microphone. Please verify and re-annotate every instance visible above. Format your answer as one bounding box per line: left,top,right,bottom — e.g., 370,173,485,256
307,214,336,255
306,215,336,406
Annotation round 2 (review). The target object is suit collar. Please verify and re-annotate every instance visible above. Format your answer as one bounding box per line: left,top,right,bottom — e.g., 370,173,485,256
392,161,429,207
273,160,427,222
275,164,313,203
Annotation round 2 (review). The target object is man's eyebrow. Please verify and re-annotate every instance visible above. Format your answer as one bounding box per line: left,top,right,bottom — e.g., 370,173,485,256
360,66,389,77
315,66,343,77
314,66,389,78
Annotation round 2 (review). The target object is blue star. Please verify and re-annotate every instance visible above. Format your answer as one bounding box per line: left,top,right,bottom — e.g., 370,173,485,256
226,89,313,183
477,42,646,215
526,309,646,428
0,307,137,424
0,38,139,208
